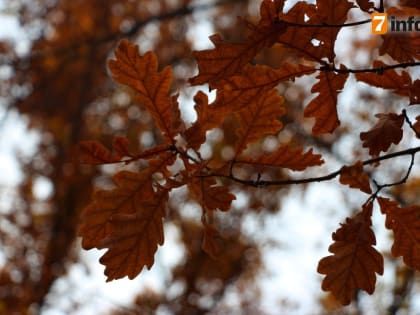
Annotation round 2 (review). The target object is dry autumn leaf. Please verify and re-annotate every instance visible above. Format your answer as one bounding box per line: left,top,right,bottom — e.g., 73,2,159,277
360,113,404,156
108,39,181,143
78,140,120,164
184,91,229,150
339,161,372,194
356,0,374,12
304,68,348,134
189,177,236,212
237,145,324,171
379,7,420,62
355,60,412,96
310,0,354,62
377,197,420,270
189,0,286,88
317,202,384,305
235,89,286,155
98,187,168,281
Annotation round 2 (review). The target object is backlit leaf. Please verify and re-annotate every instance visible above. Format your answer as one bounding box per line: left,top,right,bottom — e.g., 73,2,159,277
339,161,372,194
311,0,354,62
355,60,412,96
189,0,287,87
237,145,324,171
379,7,420,62
98,187,168,281
189,177,236,212
235,89,286,155
112,136,131,158
318,202,384,305
216,63,315,113
304,68,348,134
79,152,175,250
360,113,404,156
377,197,420,270
79,171,153,249
79,140,120,164
108,39,180,143
184,91,229,150
276,0,353,62
356,0,374,12
409,80,420,105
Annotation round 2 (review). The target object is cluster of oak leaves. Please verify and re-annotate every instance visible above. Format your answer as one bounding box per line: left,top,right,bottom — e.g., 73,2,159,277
78,0,420,306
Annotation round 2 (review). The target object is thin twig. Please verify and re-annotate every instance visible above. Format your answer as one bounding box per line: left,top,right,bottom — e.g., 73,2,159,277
197,145,420,188
275,18,372,28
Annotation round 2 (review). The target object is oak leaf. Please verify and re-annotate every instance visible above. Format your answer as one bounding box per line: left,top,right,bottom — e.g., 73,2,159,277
377,197,420,270
98,187,168,281
79,140,120,164
317,202,384,305
112,136,131,158
189,177,236,212
79,152,175,250
276,0,353,62
360,113,404,156
339,161,372,194
276,2,321,62
79,171,153,250
379,8,420,62
184,91,229,150
401,0,420,9
355,60,412,96
215,63,315,113
108,39,180,143
356,0,374,12
189,0,287,87
413,115,420,135
409,80,420,105
235,89,286,155
309,0,354,62
237,145,324,171
304,68,348,134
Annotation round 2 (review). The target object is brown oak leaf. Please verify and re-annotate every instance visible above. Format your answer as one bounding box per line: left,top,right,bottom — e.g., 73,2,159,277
304,68,348,134
237,145,324,171
339,161,372,194
409,80,420,105
377,197,420,270
189,0,287,87
235,89,286,155
189,177,236,212
356,0,374,12
98,187,168,281
379,7,420,62
360,113,404,156
355,60,412,96
108,39,181,143
79,140,120,164
317,202,384,305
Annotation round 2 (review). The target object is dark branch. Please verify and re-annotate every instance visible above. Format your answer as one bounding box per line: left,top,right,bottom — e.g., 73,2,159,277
198,145,420,188
330,62,420,74
275,18,372,28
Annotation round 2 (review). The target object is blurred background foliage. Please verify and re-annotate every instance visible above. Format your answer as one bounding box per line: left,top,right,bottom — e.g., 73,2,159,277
0,0,418,314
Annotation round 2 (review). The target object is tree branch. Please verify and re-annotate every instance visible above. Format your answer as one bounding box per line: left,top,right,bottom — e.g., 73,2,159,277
275,18,372,28
199,145,420,188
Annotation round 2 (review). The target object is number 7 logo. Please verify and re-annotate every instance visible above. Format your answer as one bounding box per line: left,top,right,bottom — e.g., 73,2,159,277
371,13,388,34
